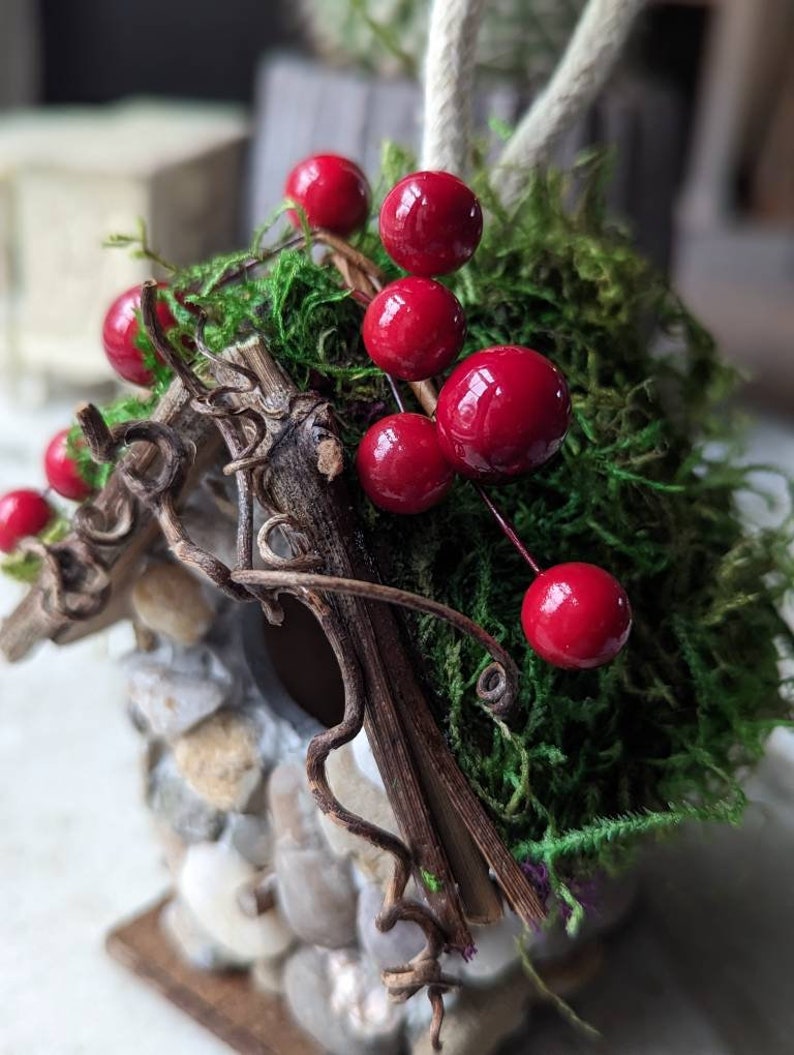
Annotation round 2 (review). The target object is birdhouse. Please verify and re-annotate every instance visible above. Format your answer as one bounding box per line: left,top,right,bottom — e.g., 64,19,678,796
1,4,791,1055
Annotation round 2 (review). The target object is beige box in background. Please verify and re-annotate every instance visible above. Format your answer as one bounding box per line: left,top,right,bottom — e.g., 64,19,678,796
0,100,248,390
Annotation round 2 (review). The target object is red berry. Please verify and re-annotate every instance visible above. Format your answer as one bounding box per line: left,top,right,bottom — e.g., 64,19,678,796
356,413,455,514
285,154,371,236
102,283,175,387
521,562,632,669
362,277,466,381
0,490,54,554
379,171,483,276
435,345,571,481
44,429,93,501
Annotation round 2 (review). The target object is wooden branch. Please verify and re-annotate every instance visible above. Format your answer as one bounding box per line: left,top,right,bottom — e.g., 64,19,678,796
0,378,222,662
224,339,479,950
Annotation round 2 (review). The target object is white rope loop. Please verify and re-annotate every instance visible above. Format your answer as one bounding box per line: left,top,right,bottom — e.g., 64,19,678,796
421,0,488,174
492,0,647,202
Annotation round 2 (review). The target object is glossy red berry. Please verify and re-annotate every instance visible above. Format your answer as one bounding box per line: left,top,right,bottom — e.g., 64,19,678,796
285,154,371,236
362,277,466,381
102,283,175,387
379,171,483,276
521,562,632,669
435,345,571,482
44,429,93,501
0,490,54,554
356,413,455,515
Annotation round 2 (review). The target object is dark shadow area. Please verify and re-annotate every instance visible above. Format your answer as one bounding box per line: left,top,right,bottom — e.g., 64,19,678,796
39,0,304,104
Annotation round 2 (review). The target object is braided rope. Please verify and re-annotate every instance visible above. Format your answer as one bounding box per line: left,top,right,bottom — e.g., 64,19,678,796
492,0,647,201
421,0,488,173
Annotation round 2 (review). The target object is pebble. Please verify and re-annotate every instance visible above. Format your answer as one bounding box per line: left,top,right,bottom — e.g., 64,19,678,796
226,812,272,869
269,762,358,948
316,743,400,888
132,561,214,645
127,661,230,740
178,841,295,964
356,882,424,970
351,727,385,790
161,897,247,970
284,946,405,1055
174,709,263,812
251,951,289,995
152,818,189,878
146,751,225,843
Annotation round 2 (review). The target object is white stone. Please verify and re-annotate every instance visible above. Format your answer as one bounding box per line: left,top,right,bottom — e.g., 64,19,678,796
269,762,358,948
128,662,230,741
251,952,289,995
457,913,524,986
284,946,404,1055
317,743,400,888
178,841,294,964
161,897,248,971
351,728,385,790
356,882,425,970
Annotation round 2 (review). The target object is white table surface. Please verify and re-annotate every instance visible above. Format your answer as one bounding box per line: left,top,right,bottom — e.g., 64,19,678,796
1,388,792,1055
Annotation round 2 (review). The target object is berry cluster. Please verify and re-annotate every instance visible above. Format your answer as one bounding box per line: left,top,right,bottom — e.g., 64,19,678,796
0,155,632,675
285,154,631,670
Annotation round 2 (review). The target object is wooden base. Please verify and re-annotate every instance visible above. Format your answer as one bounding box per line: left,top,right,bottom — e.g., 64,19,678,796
107,897,612,1055
106,898,322,1055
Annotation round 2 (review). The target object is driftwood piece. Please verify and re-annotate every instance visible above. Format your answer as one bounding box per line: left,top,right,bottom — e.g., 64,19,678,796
224,339,489,948
222,340,545,933
0,378,222,662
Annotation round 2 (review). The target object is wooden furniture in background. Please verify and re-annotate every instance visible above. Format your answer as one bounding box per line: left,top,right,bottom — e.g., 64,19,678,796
674,0,794,411
0,100,248,394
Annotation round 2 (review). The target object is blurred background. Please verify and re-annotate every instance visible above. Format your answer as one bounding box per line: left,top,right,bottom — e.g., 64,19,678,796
0,0,793,409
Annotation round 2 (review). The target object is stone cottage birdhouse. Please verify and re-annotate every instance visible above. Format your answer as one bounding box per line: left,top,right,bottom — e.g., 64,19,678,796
2,3,792,1054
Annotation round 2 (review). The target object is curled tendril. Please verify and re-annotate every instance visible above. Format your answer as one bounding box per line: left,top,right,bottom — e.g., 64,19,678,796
17,537,111,622
72,493,136,546
257,514,322,571
231,568,519,718
117,422,194,502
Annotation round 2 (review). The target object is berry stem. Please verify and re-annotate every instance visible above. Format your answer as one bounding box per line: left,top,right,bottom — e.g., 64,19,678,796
472,484,543,576
343,248,542,574
386,374,407,413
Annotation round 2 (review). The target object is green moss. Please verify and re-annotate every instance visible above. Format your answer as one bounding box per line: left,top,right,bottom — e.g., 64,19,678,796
63,153,794,887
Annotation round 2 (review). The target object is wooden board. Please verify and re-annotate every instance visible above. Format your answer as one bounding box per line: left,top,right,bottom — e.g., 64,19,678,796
247,55,684,271
106,899,322,1055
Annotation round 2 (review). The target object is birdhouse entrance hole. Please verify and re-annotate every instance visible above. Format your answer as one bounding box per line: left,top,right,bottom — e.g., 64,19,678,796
242,596,346,733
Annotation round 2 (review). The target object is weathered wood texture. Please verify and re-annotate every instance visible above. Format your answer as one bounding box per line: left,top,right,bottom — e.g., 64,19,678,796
247,54,685,271
227,339,539,935
0,378,222,662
